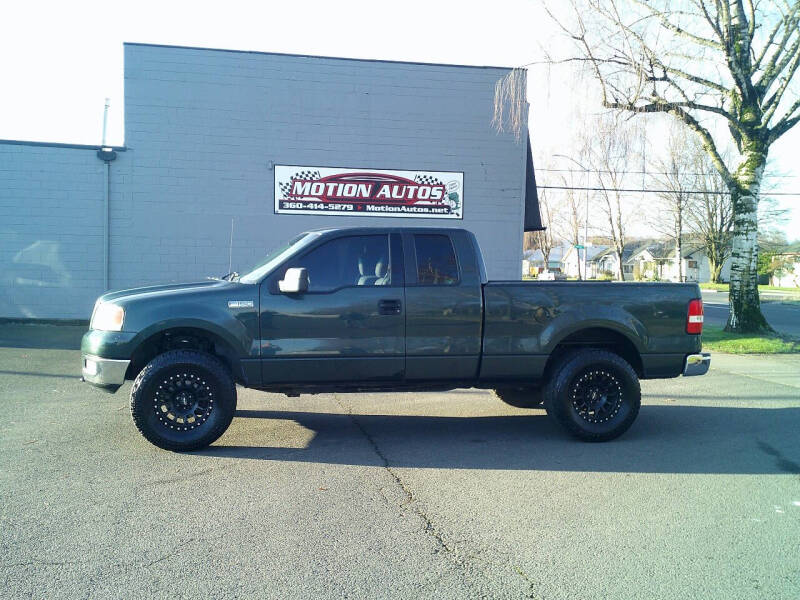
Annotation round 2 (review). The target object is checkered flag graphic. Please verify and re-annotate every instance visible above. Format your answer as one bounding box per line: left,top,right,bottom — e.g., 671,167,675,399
279,170,321,198
414,174,444,186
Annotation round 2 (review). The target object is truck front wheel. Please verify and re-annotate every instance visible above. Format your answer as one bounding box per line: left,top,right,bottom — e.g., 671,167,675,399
129,350,237,451
543,349,640,442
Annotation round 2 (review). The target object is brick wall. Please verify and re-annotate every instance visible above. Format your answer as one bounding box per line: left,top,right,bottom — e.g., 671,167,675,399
0,143,108,319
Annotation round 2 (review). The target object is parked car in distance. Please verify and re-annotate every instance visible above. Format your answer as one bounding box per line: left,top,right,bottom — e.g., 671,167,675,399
537,269,567,281
81,227,709,451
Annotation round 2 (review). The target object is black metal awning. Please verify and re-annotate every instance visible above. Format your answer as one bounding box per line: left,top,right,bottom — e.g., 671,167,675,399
524,137,544,232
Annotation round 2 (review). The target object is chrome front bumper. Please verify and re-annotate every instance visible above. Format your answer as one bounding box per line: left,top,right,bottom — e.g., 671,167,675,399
81,354,130,391
683,353,711,377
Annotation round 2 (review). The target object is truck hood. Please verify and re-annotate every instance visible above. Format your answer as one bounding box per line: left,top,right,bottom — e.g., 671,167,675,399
97,280,235,305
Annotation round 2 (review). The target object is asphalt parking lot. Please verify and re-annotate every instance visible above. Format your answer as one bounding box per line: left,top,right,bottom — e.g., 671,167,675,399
1,324,799,599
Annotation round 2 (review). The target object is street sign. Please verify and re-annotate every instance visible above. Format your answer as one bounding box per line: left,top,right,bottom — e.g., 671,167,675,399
574,244,585,249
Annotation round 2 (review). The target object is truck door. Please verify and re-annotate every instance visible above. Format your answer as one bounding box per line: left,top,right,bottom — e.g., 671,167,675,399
402,231,482,381
259,232,405,384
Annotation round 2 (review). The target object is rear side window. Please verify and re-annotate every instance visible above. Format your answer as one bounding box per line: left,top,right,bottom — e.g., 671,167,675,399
414,234,458,285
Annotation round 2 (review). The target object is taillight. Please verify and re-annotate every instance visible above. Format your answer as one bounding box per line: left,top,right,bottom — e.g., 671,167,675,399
687,299,704,334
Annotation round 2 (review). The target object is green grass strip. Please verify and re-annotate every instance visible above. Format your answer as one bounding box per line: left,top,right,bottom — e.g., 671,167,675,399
702,325,800,354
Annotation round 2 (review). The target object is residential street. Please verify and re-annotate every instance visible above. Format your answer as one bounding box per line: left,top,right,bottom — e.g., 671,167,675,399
1,325,798,599
702,290,800,336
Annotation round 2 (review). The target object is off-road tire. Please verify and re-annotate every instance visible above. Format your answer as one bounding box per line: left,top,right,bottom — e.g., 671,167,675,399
130,350,236,451
493,387,543,408
543,349,640,442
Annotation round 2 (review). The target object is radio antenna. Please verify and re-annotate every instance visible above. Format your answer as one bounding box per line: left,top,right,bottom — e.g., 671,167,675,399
228,217,234,274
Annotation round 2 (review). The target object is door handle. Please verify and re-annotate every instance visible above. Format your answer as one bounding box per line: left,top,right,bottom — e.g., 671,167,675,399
378,299,402,315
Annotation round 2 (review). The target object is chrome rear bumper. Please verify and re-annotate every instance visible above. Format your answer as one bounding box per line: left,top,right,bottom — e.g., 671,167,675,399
683,353,711,377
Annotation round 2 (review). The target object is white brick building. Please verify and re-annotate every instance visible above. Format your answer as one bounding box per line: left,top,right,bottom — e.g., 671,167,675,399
1,43,540,319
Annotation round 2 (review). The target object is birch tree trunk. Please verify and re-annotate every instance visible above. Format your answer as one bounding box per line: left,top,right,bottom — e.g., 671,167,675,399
727,148,770,331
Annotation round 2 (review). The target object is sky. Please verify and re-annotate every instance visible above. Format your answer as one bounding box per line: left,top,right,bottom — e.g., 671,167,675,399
1,0,798,240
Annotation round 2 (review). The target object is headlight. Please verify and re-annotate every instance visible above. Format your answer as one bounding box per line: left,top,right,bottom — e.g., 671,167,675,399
91,303,125,331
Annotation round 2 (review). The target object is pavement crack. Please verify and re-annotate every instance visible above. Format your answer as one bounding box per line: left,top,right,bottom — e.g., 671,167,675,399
333,396,535,597
512,564,539,599
142,537,196,567
333,395,457,559
1,560,89,569
141,467,217,488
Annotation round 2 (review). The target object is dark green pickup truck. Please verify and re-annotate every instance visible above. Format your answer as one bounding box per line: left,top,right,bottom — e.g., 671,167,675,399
81,227,709,451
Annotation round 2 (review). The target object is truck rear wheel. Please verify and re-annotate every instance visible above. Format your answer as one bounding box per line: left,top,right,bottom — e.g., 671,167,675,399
130,350,236,451
543,349,640,442
493,387,543,408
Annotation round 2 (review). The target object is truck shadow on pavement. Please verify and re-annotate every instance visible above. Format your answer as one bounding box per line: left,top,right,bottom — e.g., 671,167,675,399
194,405,800,475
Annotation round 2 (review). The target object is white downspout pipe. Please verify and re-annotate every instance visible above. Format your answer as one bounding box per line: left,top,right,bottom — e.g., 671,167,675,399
100,98,112,290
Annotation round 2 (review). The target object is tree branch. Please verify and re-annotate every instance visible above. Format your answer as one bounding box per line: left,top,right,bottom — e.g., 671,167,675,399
631,0,723,49
663,64,729,93
603,62,741,129
752,9,785,70
755,5,800,90
604,98,734,185
762,45,800,122
761,30,800,91
692,0,723,39
769,95,800,142
745,0,756,41
588,2,735,113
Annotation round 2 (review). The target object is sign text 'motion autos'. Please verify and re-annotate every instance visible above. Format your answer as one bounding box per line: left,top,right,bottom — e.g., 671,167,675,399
274,165,464,219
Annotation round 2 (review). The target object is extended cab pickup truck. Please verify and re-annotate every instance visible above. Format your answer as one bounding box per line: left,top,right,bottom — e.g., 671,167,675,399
81,227,710,451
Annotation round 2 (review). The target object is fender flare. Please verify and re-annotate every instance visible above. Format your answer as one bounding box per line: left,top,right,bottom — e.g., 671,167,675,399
539,306,648,356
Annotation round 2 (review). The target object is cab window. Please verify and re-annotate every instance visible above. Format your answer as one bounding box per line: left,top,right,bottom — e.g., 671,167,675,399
414,234,459,285
275,234,391,293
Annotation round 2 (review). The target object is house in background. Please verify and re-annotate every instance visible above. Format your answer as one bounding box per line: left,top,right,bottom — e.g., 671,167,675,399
769,253,800,287
532,238,733,282
562,243,651,279
562,245,610,279
523,245,569,276
626,241,732,282
587,243,652,280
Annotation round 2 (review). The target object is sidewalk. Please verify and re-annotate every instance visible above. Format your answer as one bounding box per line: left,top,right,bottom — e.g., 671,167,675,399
710,352,800,389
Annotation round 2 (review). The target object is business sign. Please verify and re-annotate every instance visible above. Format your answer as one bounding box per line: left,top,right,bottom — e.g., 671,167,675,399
275,165,463,219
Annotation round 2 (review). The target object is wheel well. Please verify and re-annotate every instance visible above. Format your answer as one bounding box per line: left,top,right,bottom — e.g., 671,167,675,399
543,328,643,378
126,328,241,383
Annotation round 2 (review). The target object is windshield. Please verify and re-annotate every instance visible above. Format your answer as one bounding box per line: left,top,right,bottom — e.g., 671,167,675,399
238,232,320,284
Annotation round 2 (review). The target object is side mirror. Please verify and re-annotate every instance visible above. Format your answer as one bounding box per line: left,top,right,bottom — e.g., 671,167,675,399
279,267,309,294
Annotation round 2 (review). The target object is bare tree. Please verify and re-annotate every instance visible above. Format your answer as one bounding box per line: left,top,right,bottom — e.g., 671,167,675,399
550,175,587,279
684,150,734,283
586,114,642,280
526,189,559,271
647,125,699,281
529,1,800,332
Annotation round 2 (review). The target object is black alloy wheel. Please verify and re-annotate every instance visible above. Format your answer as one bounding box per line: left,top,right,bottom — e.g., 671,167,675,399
152,369,215,432
569,368,624,424
543,349,641,442
130,350,236,451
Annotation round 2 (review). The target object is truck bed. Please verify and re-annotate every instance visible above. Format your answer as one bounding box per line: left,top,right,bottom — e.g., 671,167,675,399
479,281,703,382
